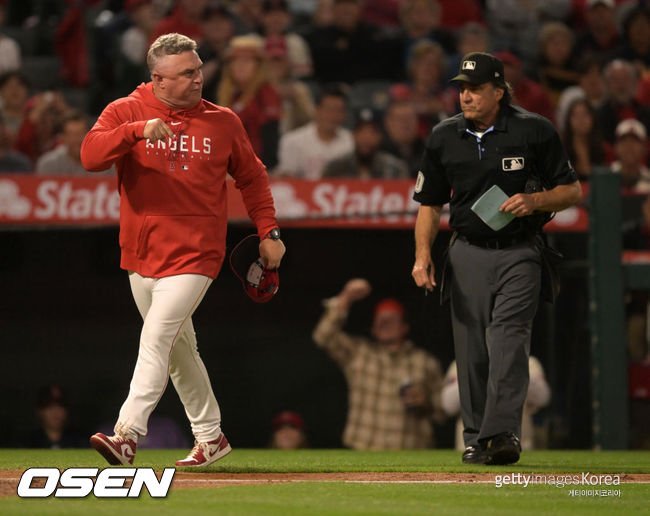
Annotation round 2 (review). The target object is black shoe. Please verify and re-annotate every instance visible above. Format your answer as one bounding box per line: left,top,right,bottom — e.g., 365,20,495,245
462,443,488,464
485,432,521,465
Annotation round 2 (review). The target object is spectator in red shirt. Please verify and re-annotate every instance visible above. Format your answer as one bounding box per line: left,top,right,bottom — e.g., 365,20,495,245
13,91,71,165
217,35,282,168
55,1,99,88
360,0,401,28
260,0,313,79
494,50,555,124
150,0,208,44
636,74,650,109
437,0,483,29
265,36,315,135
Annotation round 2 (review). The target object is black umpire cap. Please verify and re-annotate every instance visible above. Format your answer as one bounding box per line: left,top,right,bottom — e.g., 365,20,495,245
451,52,505,86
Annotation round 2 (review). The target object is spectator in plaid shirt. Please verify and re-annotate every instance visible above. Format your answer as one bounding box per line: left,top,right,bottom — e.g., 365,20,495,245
313,278,445,449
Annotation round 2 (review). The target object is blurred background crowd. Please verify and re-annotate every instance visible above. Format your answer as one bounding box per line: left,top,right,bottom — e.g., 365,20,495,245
2,0,650,450
0,0,649,188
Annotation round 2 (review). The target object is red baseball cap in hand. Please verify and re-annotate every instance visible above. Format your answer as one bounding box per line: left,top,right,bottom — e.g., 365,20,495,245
245,258,279,303
230,235,280,303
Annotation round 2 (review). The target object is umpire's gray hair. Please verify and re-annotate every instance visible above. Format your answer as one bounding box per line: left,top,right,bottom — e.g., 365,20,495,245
499,81,514,108
146,33,198,73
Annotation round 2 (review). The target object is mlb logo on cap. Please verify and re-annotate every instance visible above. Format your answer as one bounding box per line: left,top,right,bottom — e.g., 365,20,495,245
451,52,506,86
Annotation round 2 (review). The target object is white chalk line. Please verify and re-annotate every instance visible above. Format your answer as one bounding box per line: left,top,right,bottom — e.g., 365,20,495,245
170,479,650,485
173,479,495,485
2,478,649,485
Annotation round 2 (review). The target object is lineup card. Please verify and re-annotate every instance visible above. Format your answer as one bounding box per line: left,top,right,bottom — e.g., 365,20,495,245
470,185,515,231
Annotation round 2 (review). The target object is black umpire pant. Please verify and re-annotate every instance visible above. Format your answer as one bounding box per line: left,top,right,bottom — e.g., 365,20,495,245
448,237,541,447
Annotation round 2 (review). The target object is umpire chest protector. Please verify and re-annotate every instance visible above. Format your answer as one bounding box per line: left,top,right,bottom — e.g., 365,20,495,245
415,105,577,240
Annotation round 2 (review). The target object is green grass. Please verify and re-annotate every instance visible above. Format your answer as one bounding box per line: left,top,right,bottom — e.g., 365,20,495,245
1,449,648,515
1,449,649,474
1,483,648,516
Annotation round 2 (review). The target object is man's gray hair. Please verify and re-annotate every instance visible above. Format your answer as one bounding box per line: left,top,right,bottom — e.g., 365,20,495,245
146,33,197,73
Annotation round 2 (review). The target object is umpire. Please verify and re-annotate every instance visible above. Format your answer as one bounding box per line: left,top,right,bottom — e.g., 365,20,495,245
411,52,581,465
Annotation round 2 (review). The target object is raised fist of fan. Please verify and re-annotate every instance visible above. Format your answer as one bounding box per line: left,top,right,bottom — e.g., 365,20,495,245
338,278,371,310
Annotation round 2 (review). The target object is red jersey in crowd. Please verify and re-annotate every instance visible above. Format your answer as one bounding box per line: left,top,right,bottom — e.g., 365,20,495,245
512,76,556,124
230,83,282,162
438,0,483,29
81,82,277,279
150,7,204,45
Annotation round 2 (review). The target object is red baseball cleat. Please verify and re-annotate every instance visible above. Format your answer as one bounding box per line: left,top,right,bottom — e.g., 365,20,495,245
90,432,137,465
175,432,232,467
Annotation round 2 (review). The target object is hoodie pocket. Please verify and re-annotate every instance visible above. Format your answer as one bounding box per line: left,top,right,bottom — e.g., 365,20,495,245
136,215,224,265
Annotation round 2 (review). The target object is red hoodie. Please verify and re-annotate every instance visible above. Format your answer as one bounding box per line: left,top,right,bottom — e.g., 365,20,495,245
81,82,277,279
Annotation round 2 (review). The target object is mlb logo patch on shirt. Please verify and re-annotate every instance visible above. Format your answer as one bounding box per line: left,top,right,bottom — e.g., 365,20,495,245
502,157,524,171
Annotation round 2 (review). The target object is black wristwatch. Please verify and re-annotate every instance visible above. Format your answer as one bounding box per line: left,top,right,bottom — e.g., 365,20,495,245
267,227,281,241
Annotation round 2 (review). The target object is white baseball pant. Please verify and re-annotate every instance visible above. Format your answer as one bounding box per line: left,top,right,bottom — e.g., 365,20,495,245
114,272,222,443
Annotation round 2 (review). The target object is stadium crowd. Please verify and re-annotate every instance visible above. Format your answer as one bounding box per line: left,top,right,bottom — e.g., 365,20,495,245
0,0,647,191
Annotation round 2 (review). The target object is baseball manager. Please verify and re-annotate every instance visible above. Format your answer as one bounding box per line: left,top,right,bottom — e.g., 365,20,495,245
81,33,285,467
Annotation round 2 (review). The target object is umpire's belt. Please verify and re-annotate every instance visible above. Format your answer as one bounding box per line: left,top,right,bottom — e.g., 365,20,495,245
457,233,532,250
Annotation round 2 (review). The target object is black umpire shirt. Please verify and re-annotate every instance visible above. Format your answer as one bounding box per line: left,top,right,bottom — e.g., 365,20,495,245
413,105,578,240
